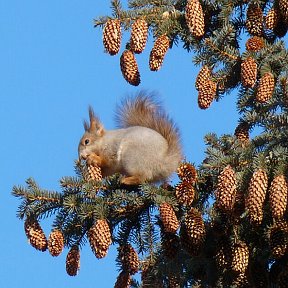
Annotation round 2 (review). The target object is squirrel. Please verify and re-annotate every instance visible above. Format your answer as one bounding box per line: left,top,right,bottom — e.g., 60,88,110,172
78,91,183,185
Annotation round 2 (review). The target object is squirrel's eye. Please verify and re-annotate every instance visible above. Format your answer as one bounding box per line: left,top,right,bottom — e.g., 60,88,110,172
84,139,90,145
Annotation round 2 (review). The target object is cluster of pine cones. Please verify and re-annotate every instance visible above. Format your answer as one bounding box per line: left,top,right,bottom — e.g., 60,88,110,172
102,17,169,86
196,0,288,110
101,0,288,110
212,164,288,285
214,162,288,227
158,163,205,262
101,0,206,87
23,160,288,286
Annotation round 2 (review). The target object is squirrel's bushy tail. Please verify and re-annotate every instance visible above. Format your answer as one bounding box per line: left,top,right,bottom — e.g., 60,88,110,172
115,91,183,160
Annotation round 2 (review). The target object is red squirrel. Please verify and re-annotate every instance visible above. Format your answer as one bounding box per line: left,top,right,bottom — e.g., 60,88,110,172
78,92,183,185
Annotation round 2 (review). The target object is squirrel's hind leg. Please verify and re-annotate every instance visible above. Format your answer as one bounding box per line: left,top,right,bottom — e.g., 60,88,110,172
121,175,143,185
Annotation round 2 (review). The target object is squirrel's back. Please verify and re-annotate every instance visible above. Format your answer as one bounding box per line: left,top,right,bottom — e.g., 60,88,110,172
115,91,182,161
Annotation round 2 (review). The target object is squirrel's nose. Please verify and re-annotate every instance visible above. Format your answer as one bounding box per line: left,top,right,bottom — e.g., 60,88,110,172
78,150,88,160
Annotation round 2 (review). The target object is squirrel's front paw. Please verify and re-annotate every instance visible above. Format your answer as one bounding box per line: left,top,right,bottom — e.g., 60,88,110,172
86,153,102,167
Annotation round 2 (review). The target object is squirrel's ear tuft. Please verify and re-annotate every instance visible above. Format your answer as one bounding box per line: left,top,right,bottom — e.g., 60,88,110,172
88,106,97,133
87,106,104,136
83,119,89,131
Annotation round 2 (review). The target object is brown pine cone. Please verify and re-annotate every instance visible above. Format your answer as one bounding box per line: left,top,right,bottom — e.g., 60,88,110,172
256,72,275,103
269,221,288,259
215,165,237,213
118,244,139,275
180,224,199,256
215,238,232,269
149,35,170,71
177,162,197,183
269,174,288,219
197,79,217,109
185,0,205,38
86,164,102,182
24,217,47,252
195,65,211,91
246,3,263,36
246,169,268,225
120,50,140,86
245,36,265,51
231,242,249,273
240,57,257,88
279,0,288,23
234,122,250,143
265,7,280,30
48,229,64,257
159,202,179,233
130,18,148,54
184,207,206,247
66,245,80,276
103,19,121,55
175,181,195,206
88,219,112,259
167,275,181,288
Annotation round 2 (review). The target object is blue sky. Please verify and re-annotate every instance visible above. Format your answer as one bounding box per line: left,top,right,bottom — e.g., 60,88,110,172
1,1,239,287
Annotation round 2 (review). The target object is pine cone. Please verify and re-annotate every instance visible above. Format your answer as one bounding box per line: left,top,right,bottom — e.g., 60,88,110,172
215,165,237,213
197,79,217,109
240,57,257,88
246,169,268,225
195,65,211,91
159,202,179,233
180,224,199,255
149,35,170,71
24,217,47,252
118,244,139,275
177,162,197,183
265,7,280,30
256,72,275,103
86,164,102,182
130,19,148,54
103,19,121,55
185,0,205,38
184,207,206,247
175,181,195,206
161,232,180,259
234,122,250,142
88,219,112,259
274,16,288,38
279,0,288,23
120,50,140,86
167,275,180,288
215,238,232,269
231,272,249,288
245,36,265,51
231,242,249,273
269,221,288,258
48,229,64,257
66,245,80,276
114,271,131,288
246,4,263,36
269,174,288,219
